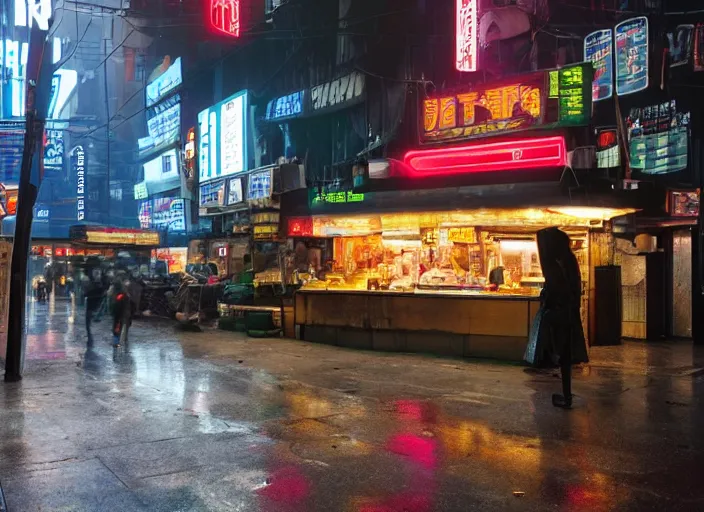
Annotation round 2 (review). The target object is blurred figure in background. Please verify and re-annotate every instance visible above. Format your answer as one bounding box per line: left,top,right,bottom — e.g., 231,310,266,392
82,258,105,349
108,270,141,347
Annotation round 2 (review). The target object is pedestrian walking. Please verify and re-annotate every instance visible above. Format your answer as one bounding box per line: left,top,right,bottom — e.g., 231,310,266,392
535,227,588,409
82,260,105,349
108,271,138,347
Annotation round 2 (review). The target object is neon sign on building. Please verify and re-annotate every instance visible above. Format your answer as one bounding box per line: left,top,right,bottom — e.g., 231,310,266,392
403,136,567,178
15,0,52,31
2,1,77,119
208,0,241,38
456,0,478,72
423,77,543,144
422,63,591,144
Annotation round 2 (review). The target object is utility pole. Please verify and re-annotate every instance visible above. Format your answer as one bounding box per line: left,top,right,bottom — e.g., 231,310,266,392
4,24,54,382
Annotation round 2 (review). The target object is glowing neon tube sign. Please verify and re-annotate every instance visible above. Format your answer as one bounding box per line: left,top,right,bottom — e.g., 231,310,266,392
456,0,478,72
403,136,566,178
208,0,241,38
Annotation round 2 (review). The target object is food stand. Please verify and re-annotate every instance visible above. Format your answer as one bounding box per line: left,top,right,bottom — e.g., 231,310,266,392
291,206,634,360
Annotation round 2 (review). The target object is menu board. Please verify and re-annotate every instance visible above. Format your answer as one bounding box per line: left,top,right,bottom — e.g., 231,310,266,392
584,29,613,101
626,100,690,175
548,64,591,126
615,17,649,96
447,227,477,244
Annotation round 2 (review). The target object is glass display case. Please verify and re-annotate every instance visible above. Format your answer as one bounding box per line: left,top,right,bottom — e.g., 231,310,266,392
299,227,570,297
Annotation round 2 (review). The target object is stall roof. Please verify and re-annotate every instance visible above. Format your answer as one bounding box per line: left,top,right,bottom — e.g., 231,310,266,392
288,181,642,218
293,206,638,238
69,225,160,247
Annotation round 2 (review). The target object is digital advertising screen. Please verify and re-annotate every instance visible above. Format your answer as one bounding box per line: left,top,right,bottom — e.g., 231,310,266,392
626,100,690,175
143,94,181,156
615,17,649,96
198,90,249,184
146,57,182,107
199,179,226,207
152,197,186,232
584,29,613,101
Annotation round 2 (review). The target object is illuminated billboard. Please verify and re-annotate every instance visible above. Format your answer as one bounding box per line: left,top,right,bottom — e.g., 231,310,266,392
456,0,478,72
265,91,305,121
197,90,249,184
199,179,226,207
152,197,186,232
584,29,613,101
1,33,76,119
421,63,591,145
146,57,182,107
142,94,181,156
626,100,689,175
615,17,648,96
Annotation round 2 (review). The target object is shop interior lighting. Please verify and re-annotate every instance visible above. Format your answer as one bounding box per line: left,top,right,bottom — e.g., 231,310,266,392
381,239,422,248
403,136,567,177
499,240,537,251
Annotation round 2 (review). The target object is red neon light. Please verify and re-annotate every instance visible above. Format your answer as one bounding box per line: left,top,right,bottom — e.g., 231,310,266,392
403,136,566,177
456,0,478,72
597,129,617,150
208,0,241,38
287,217,313,237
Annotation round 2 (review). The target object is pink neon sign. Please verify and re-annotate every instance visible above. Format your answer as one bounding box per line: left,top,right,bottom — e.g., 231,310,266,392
456,0,478,72
209,0,241,37
403,136,567,178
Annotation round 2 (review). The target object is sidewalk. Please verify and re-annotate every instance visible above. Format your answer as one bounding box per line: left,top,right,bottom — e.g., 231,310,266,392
1,302,703,511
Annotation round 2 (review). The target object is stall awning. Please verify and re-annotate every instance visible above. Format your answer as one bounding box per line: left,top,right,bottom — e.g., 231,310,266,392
69,225,160,247
288,206,638,238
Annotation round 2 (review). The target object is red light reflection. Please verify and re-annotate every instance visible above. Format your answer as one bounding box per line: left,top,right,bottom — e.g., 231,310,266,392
386,434,437,469
257,466,309,503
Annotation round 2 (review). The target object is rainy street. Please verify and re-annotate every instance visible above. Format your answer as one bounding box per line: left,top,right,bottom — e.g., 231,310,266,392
0,302,702,511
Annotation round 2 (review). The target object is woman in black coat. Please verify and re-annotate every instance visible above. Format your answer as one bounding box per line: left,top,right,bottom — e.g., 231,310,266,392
536,227,589,408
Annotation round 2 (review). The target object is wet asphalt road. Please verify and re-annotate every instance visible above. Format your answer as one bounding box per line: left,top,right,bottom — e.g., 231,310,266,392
1,299,704,511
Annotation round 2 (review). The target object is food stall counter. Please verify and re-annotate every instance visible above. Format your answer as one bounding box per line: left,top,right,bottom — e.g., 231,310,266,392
295,288,540,361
